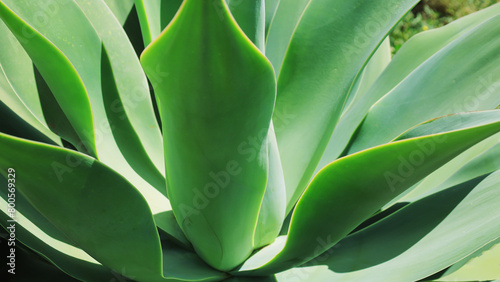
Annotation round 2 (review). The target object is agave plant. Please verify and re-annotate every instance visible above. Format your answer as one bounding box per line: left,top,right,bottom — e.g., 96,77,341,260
1,0,500,281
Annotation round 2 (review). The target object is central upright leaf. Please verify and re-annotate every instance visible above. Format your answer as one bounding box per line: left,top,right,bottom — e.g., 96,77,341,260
141,0,276,271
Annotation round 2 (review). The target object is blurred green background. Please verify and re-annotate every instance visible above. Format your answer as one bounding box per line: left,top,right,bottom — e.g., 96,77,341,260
390,0,500,54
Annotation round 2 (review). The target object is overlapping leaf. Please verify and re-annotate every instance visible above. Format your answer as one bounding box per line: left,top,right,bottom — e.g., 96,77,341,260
238,111,500,275
272,0,419,213
141,0,276,271
276,171,500,281
0,133,163,281
327,3,500,161
348,10,500,154
0,0,96,155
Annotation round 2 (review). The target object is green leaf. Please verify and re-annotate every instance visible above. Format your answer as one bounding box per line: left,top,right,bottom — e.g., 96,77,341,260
276,172,500,281
0,21,60,145
0,0,170,212
103,0,134,25
264,0,309,75
226,0,265,51
383,132,500,209
154,211,192,250
162,244,229,281
134,0,161,46
0,133,163,281
75,0,166,194
264,0,279,39
238,111,500,274
0,0,96,156
33,65,85,149
273,0,419,214
141,0,276,271
347,13,500,154
0,99,57,146
227,0,286,250
342,37,392,113
254,124,286,249
329,2,500,161
316,37,392,172
0,197,116,281
160,0,182,30
100,45,165,196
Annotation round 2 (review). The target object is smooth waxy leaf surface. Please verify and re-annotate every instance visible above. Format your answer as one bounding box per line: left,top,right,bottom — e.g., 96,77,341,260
348,13,500,154
316,37,392,171
328,2,500,160
226,0,265,51
227,0,286,249
160,0,182,30
0,0,96,155
273,0,419,214
104,0,134,25
0,21,60,144
264,0,309,75
135,0,161,46
0,133,163,281
0,0,170,212
276,171,500,281
238,111,500,274
100,45,165,196
75,0,166,194
264,0,279,38
383,132,500,209
141,0,276,271
0,175,115,282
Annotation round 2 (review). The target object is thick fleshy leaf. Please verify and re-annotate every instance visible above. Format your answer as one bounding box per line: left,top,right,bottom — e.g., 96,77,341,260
226,0,265,51
162,244,229,281
316,37,391,172
254,124,286,249
275,172,500,281
348,13,500,154
75,0,165,194
33,66,85,150
238,111,500,274
154,211,192,250
134,0,161,46
342,37,392,112
141,0,276,271
0,197,116,281
273,0,419,214
227,0,286,250
0,99,57,146
160,0,182,30
0,0,170,213
383,132,500,209
0,133,163,281
0,0,96,155
329,2,500,160
414,140,500,203
100,45,165,196
103,0,134,25
0,21,61,145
